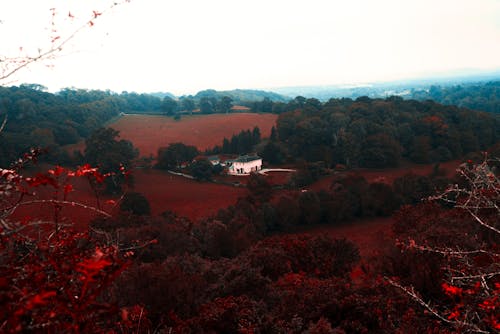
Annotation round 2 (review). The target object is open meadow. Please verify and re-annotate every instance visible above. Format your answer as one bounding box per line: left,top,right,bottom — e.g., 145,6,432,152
110,113,278,157
11,169,248,228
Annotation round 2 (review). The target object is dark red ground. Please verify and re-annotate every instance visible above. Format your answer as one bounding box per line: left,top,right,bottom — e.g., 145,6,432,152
109,113,278,157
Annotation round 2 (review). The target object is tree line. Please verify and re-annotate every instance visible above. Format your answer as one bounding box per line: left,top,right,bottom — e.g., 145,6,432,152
410,80,500,114
0,85,159,166
263,96,499,168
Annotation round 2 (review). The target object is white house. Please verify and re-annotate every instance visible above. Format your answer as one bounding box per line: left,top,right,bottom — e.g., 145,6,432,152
226,155,262,175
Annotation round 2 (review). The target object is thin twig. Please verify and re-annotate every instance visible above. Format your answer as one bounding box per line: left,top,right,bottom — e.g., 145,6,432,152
9,199,111,217
0,113,7,133
385,277,489,334
0,1,129,82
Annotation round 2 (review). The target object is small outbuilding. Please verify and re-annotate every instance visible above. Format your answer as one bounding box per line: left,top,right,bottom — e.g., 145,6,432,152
207,155,221,166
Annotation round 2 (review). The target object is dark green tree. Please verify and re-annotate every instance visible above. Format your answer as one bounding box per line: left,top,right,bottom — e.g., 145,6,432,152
190,158,213,181
157,143,199,170
247,173,272,202
360,133,402,168
161,97,178,116
261,97,273,113
217,96,233,114
260,142,284,165
269,126,278,142
199,97,214,114
181,97,196,115
298,191,321,225
84,127,138,193
120,192,151,216
251,126,261,144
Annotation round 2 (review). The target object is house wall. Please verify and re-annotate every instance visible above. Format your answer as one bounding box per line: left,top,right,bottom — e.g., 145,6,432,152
228,159,262,175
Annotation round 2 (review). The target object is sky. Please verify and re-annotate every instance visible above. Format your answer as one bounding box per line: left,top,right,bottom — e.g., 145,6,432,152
1,0,500,95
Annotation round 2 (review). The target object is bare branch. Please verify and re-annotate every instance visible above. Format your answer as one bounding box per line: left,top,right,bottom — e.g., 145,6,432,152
405,242,497,257
8,199,111,218
466,208,500,235
451,271,500,284
1,220,72,236
385,277,490,334
0,1,130,84
0,113,7,133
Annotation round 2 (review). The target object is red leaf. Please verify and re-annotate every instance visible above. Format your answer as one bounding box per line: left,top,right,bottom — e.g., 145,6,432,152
48,165,65,177
25,174,58,188
93,171,105,183
25,291,57,310
76,164,98,177
447,309,460,320
442,282,463,297
64,184,73,194
77,258,112,279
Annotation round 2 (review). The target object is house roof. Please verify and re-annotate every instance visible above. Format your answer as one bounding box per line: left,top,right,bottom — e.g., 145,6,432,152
229,155,262,163
207,155,220,161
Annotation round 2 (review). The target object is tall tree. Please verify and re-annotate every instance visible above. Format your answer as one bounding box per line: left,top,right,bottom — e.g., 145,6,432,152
217,96,233,114
84,127,138,193
156,142,199,170
161,97,178,116
199,97,214,114
181,97,196,115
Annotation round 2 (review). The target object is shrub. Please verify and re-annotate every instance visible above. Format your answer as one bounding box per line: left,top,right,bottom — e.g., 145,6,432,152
120,191,151,216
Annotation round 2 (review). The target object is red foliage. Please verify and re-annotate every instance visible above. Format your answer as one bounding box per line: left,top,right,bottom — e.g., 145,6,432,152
0,230,127,332
249,235,360,279
441,283,463,297
387,157,500,332
173,295,265,333
0,159,136,332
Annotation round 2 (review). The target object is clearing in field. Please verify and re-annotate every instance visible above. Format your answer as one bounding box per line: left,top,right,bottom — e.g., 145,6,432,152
109,113,278,157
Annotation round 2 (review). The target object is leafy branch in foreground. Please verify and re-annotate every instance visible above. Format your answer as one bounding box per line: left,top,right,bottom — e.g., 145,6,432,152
0,150,152,332
388,155,500,332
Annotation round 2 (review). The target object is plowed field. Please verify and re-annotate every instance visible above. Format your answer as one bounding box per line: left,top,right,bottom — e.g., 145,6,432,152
110,113,278,157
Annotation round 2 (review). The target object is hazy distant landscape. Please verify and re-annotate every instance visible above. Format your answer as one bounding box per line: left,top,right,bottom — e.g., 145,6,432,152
1,0,499,332
2,76,499,332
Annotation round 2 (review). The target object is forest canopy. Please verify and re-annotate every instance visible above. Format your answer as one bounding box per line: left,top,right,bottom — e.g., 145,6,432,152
271,96,499,168
410,80,500,114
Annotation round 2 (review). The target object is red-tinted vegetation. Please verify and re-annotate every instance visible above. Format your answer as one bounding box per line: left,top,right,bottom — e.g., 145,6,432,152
309,159,462,191
2,149,499,332
2,80,499,331
12,169,247,226
289,217,394,258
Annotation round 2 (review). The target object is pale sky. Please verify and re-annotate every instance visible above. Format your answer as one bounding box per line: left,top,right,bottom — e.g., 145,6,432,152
1,0,500,95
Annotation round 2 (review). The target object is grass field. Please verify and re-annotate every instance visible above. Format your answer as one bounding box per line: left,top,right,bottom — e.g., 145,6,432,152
109,113,278,157
11,169,248,228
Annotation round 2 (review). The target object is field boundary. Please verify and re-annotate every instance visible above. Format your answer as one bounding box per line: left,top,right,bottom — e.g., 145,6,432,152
167,170,194,179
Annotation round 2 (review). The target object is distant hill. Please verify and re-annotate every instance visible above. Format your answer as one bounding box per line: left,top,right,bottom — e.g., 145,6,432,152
149,91,176,99
270,71,500,101
193,89,289,103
